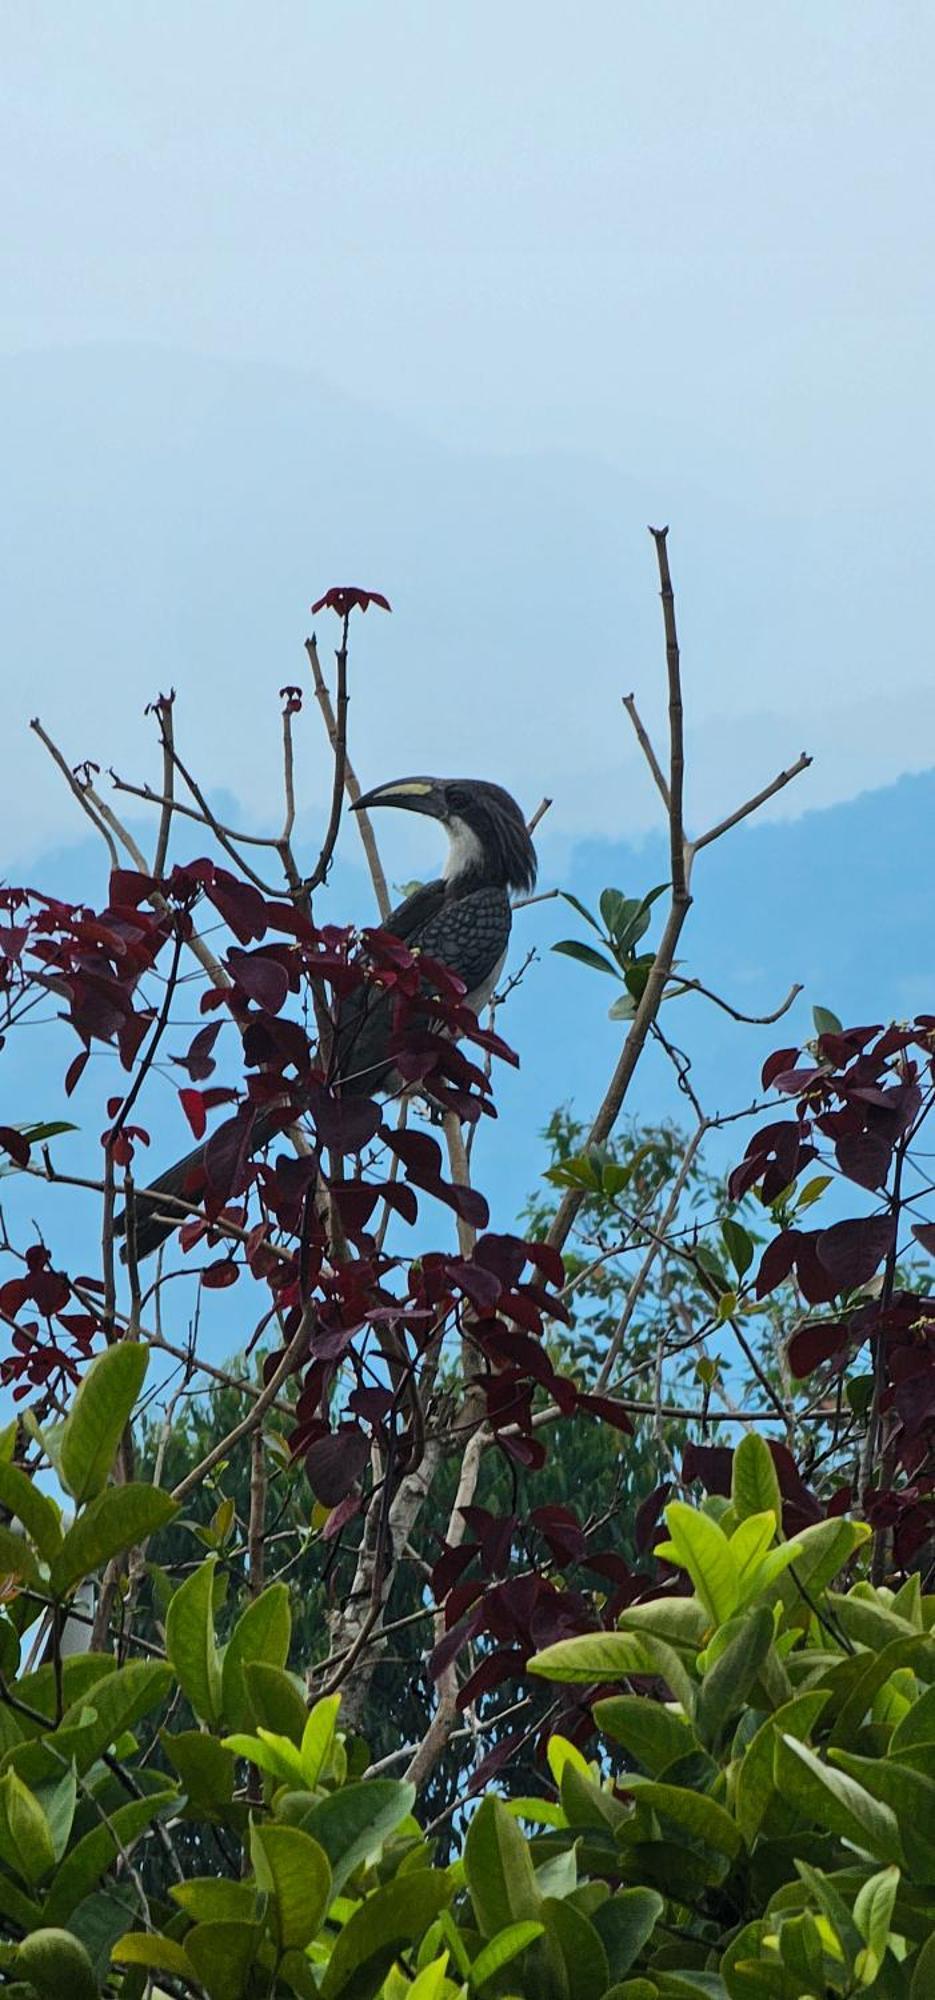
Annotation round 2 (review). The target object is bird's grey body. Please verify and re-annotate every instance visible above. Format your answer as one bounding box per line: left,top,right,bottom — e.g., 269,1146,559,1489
119,777,535,1258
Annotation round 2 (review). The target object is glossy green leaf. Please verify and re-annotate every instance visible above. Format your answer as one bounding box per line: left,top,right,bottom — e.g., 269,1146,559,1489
320,1869,452,1999
910,1930,935,1997
242,1659,309,1743
223,1726,307,1785
251,1820,331,1949
285,1777,416,1895
56,1660,173,1774
731,1435,782,1527
469,1918,543,1987
695,1606,774,1749
734,1690,830,1844
50,1484,178,1598
59,1341,149,1505
774,1736,903,1864
171,1875,259,1921
112,1931,194,1977
464,1797,541,1938
165,1555,222,1726
184,1918,265,2000
722,1219,755,1282
161,1729,235,1812
592,1887,664,1980
0,1767,56,1884
594,1695,696,1775
300,1691,341,1785
43,1789,177,1925
623,1778,742,1859
220,1580,291,1732
553,938,622,977
829,1748,935,1880
769,1518,871,1624
0,1524,40,1590
530,1630,695,1711
539,1895,610,2000
657,1503,738,1625
0,1460,62,1562
853,1863,899,1960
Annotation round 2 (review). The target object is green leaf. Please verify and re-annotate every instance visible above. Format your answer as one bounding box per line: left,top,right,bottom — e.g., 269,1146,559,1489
464,1797,541,1938
813,1005,843,1038
171,1876,259,1922
774,1736,903,1864
0,1523,40,1590
769,1518,872,1625
43,1789,177,1925
911,1931,935,1997
695,1605,775,1749
284,1777,416,1896
300,1691,341,1786
184,1919,265,2000
13,1654,113,1727
553,939,622,977
112,1931,194,1977
251,1821,331,1949
729,1514,778,1600
593,1696,695,1776
722,1219,755,1282
469,1919,544,1988
622,1778,742,1859
56,1660,173,1774
13,1927,96,2000
33,1764,76,1863
828,1748,935,1881
59,1342,149,1505
50,1484,178,1598
892,1681,935,1753
222,1727,307,1784
853,1864,899,1960
657,1502,739,1626
161,1729,235,1813
242,1659,309,1743
320,1870,452,1999
221,1580,292,1732
530,1630,695,1712
539,1896,610,2000
0,1767,56,1884
166,1555,222,1726
0,1461,62,1562
592,1887,664,1980
557,890,604,934
731,1436,782,1527
734,1690,830,1844
827,1635,928,1750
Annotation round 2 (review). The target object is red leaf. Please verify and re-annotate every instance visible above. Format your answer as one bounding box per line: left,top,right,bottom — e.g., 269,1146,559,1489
0,1127,30,1167
310,586,392,617
179,1089,207,1140
787,1319,852,1378
65,1049,90,1096
305,1424,370,1506
816,1214,895,1290
202,1258,240,1289
227,949,290,1015
912,1224,935,1256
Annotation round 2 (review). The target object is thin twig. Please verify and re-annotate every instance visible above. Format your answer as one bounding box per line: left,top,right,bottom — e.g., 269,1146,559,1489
692,752,812,855
622,693,670,810
305,634,391,919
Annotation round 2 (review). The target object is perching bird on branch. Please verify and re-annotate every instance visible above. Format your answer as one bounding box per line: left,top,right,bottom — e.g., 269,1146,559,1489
118,776,536,1259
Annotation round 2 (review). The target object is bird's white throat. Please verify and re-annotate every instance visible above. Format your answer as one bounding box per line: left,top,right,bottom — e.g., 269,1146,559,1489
442,815,485,882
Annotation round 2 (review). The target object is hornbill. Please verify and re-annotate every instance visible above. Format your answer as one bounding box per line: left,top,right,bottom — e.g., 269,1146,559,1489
117,776,537,1259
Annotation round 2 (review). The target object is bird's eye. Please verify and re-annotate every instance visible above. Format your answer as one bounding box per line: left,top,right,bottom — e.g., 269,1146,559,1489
447,785,469,812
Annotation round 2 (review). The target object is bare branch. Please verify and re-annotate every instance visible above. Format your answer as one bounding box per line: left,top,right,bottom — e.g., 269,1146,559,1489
622,692,670,811
692,751,812,856
149,692,177,877
595,1119,708,1391
305,634,391,919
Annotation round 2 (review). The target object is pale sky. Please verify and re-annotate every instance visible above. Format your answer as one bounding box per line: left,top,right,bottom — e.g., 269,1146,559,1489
2,3,933,862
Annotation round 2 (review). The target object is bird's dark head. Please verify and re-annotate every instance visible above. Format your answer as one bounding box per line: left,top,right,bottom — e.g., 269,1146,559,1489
352,776,537,895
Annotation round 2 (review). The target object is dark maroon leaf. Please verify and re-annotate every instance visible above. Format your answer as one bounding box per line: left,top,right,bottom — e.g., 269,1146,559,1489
835,1131,893,1190
172,1021,222,1081
307,1088,382,1155
429,1605,485,1678
305,1424,370,1505
682,1443,733,1494
0,1126,30,1167
912,1224,935,1256
474,1234,527,1288
457,1648,527,1709
755,1229,800,1300
634,1481,672,1553
206,871,268,944
227,949,290,1015
64,1048,90,1096
201,1258,240,1290
787,1319,852,1378
816,1214,896,1290
577,1393,633,1435
446,1259,502,1312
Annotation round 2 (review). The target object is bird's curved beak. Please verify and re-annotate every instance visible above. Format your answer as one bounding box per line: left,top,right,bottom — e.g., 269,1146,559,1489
352,777,443,819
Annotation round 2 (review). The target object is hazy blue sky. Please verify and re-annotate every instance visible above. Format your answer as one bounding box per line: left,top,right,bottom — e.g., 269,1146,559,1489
2,4,933,863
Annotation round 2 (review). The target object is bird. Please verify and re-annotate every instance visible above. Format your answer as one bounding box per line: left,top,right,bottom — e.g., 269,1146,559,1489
117,776,536,1259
